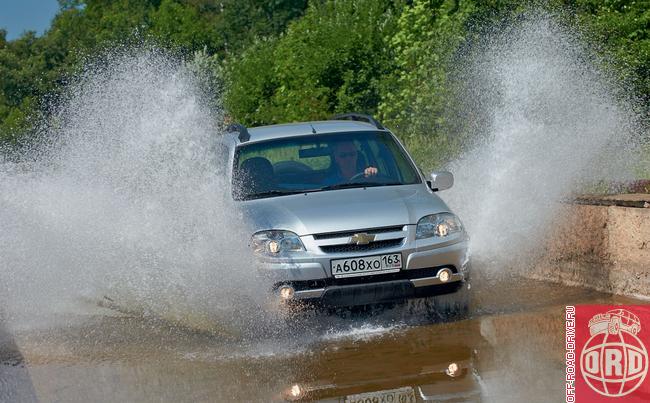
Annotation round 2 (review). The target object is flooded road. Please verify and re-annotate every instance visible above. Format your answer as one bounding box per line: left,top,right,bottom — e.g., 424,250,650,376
1,274,643,403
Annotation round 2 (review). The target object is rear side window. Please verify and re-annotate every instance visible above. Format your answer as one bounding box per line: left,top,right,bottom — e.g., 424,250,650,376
237,143,331,170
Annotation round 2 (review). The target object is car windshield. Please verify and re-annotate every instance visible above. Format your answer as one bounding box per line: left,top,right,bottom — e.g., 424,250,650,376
233,131,421,200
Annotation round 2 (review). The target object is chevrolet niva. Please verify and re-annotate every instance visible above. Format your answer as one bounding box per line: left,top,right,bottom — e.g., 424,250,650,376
220,114,470,313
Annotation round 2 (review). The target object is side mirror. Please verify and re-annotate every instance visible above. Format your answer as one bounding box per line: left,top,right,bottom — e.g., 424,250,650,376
427,171,453,191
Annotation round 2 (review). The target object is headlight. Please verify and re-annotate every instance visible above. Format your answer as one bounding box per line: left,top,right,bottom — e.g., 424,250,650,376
416,213,463,240
251,230,305,257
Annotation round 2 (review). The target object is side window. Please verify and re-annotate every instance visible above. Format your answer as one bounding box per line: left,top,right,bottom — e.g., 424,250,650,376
296,144,330,170
238,146,295,166
366,141,388,173
368,138,400,180
382,136,419,183
237,142,329,171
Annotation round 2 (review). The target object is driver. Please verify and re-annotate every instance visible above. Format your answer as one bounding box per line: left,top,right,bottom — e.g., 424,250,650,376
328,141,378,183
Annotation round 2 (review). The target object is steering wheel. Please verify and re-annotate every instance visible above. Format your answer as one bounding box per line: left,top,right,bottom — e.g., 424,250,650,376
349,171,393,183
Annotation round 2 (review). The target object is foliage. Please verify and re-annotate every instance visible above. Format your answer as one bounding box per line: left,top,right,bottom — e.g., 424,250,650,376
0,0,308,143
0,0,649,172
570,0,650,104
223,37,280,125
377,0,477,169
225,0,401,125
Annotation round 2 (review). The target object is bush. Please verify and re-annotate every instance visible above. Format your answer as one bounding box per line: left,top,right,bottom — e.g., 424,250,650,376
224,0,400,125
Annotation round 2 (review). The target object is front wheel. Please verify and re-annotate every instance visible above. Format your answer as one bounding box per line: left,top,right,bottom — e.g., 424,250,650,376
423,281,471,321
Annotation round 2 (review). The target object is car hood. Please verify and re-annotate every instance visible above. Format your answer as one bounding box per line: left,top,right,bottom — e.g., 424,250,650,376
240,184,451,236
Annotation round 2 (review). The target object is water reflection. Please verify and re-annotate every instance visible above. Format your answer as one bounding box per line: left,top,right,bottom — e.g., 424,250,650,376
281,322,483,402
3,277,639,402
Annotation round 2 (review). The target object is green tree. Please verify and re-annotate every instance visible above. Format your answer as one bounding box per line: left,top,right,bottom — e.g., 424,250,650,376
0,0,309,143
223,37,280,125
571,0,650,104
2,0,650,154
377,0,477,169
215,0,308,54
225,0,401,125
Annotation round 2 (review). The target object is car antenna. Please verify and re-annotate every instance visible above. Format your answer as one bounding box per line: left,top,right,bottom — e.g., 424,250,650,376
310,124,317,134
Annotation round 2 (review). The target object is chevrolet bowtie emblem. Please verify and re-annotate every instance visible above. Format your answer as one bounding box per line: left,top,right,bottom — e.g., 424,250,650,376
349,233,376,245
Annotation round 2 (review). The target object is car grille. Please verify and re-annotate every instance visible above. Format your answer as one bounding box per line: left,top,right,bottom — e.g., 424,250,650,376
320,238,404,254
313,225,405,240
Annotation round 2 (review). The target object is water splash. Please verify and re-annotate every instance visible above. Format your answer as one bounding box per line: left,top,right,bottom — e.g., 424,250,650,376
445,13,643,267
0,49,269,333
321,323,404,342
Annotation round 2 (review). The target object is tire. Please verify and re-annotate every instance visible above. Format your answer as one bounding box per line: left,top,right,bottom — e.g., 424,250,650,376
423,280,471,321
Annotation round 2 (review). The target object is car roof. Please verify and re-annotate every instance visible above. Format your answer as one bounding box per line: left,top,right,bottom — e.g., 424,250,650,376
237,120,386,145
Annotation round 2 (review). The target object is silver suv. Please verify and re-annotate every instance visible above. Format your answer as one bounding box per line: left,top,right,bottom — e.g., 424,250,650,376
222,114,470,309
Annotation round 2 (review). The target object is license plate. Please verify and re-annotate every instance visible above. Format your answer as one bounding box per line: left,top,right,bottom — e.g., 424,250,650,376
345,387,416,403
331,253,402,278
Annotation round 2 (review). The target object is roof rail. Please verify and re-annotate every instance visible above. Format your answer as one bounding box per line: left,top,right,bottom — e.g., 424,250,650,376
331,113,385,130
226,123,250,142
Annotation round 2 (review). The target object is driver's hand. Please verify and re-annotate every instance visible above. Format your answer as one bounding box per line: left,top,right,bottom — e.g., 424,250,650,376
364,166,378,177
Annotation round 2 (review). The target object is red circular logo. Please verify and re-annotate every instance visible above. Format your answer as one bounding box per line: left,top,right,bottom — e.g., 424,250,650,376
580,309,648,397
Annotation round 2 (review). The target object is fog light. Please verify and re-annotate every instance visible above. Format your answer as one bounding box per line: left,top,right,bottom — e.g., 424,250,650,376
446,362,460,377
438,268,451,283
279,285,295,300
289,384,302,398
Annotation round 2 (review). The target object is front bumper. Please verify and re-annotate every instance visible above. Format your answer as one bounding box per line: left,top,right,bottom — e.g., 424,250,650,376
295,270,466,307
259,226,470,307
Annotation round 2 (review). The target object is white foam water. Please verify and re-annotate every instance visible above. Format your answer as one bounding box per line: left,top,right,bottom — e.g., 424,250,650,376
321,323,404,342
444,13,644,267
0,49,269,333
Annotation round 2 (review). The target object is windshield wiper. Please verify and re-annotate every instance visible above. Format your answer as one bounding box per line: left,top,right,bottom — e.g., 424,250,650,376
241,189,305,200
316,182,402,192
241,182,404,199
